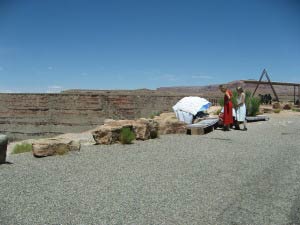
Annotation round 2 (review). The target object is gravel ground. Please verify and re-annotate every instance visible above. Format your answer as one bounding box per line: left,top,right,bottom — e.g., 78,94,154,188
1,112,300,225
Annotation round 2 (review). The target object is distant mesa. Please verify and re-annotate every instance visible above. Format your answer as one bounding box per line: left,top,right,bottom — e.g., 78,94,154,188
156,80,296,100
59,80,297,101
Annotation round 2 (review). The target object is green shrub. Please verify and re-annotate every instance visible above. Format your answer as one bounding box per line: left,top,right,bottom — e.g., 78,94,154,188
218,90,238,108
218,98,224,107
12,143,32,154
150,111,161,119
231,90,238,108
248,96,261,116
120,127,135,144
243,91,261,116
273,109,281,113
245,90,252,114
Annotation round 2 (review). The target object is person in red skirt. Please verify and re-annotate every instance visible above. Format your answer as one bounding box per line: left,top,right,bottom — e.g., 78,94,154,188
219,85,233,131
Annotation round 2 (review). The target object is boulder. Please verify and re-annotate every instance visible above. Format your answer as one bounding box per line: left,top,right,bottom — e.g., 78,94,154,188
56,132,96,146
92,119,159,145
272,102,281,109
0,134,8,163
132,118,159,140
283,104,292,110
153,112,187,135
32,138,80,157
92,125,123,145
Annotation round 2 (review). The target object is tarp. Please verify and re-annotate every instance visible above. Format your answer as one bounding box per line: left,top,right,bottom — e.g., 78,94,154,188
173,97,211,124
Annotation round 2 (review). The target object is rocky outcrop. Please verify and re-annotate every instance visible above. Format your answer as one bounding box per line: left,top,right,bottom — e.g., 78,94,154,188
92,119,159,145
0,134,8,163
32,138,80,157
153,113,187,135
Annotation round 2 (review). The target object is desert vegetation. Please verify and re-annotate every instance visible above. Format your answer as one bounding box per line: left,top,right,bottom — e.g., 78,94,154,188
150,111,161,119
12,143,32,154
245,91,261,116
120,127,136,144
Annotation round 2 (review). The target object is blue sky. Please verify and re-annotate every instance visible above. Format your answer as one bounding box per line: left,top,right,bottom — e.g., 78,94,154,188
0,0,299,92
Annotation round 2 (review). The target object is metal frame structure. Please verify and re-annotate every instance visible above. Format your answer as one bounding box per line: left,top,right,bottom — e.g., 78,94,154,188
253,69,279,101
242,69,300,104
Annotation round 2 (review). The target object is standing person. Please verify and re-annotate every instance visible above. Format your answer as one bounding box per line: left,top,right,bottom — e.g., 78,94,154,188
236,87,247,131
219,85,233,131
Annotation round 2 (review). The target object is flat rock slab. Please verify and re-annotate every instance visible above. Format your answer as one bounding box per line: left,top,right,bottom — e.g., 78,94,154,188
246,116,270,122
186,118,219,135
32,138,81,157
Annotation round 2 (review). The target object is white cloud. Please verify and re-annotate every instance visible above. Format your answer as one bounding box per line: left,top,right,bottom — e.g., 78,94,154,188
46,85,63,93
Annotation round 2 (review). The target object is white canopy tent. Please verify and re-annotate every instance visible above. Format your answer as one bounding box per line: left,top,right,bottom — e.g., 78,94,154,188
173,97,212,124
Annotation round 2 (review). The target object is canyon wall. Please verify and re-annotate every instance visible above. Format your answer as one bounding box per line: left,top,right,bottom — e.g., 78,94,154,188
0,92,217,141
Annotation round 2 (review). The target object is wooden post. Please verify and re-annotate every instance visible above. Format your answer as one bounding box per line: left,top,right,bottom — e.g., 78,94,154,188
264,71,279,102
294,85,296,104
252,69,266,97
252,69,279,102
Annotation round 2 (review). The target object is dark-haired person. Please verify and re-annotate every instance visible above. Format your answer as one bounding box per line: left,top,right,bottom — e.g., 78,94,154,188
219,85,233,131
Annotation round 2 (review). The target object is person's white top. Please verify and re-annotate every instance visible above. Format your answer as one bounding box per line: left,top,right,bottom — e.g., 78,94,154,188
236,93,246,121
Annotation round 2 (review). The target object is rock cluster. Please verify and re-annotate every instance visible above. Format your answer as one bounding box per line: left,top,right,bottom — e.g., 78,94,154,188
7,112,188,158
91,113,187,145
92,118,159,145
